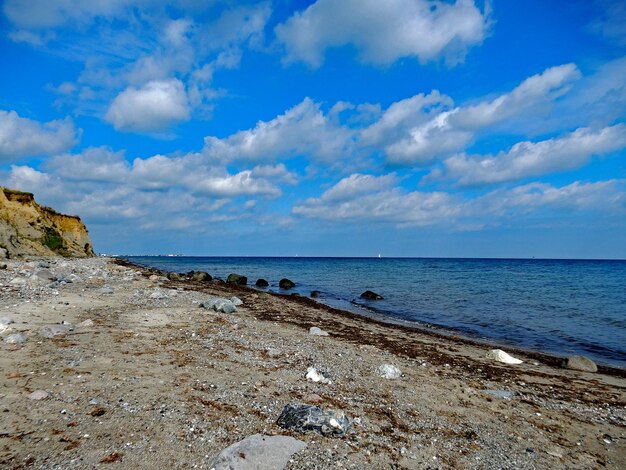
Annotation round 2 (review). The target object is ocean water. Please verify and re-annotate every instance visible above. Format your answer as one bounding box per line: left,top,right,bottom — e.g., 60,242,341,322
125,256,626,368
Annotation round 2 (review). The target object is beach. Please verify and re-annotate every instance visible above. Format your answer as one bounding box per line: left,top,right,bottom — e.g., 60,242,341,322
1,257,624,469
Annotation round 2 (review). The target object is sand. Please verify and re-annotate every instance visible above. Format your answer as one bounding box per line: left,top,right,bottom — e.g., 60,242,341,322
0,257,624,469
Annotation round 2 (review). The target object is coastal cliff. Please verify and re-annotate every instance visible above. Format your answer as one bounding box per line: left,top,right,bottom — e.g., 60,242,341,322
0,187,94,259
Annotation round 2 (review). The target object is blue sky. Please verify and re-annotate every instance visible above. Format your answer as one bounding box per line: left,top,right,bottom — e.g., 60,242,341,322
1,0,625,258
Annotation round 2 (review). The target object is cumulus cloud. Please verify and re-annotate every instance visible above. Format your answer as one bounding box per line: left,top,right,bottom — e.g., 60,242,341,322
202,98,353,163
104,79,190,133
275,0,489,67
376,64,581,165
0,110,78,161
432,124,626,186
294,175,626,227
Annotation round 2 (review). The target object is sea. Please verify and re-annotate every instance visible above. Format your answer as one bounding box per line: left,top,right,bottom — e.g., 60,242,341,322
124,256,626,369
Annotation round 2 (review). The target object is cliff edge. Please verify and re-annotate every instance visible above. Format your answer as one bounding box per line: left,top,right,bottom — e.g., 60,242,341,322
0,187,94,259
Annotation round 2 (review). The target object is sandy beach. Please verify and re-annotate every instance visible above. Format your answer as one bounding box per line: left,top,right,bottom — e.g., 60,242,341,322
1,257,624,469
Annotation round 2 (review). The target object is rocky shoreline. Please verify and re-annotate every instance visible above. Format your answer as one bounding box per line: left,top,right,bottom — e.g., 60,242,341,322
1,257,624,469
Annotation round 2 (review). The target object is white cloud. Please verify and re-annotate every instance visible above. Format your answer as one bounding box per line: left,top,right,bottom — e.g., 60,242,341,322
104,79,190,133
314,173,397,203
45,146,129,182
275,0,489,67
433,124,626,186
375,64,581,165
202,98,353,163
0,110,78,161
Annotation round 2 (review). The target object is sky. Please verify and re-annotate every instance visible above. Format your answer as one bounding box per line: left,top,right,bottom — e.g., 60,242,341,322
1,0,625,259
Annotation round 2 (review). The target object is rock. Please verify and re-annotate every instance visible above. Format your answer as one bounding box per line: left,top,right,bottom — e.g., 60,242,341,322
201,297,237,314
0,323,12,334
150,290,169,299
255,278,269,287
28,390,49,400
167,272,184,281
212,434,306,470
76,319,94,328
303,393,324,404
310,290,321,298
279,278,295,289
265,348,282,358
306,367,332,384
486,349,523,365
96,286,113,294
309,326,329,336
378,364,402,379
40,324,72,338
230,296,243,306
561,355,597,372
192,271,212,282
0,316,14,326
276,404,351,437
33,269,55,282
148,274,160,281
360,290,383,300
227,273,247,285
10,277,27,285
4,332,26,344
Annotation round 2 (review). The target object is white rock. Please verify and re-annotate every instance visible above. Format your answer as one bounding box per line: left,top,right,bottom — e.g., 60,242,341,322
76,319,94,328
0,317,14,326
378,364,402,379
4,332,27,344
28,390,49,400
486,349,523,364
0,324,12,335
10,277,27,285
40,324,72,338
306,367,332,384
212,434,306,470
309,327,329,336
231,296,243,306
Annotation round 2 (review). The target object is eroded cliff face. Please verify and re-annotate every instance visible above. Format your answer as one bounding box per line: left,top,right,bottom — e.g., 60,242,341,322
0,187,94,259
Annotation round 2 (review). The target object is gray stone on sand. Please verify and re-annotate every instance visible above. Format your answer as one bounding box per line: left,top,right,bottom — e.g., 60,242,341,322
212,434,306,470
76,319,94,328
0,317,14,326
277,404,351,437
96,286,113,294
201,297,237,313
231,296,243,306
4,332,27,344
378,364,402,379
28,390,49,400
309,326,329,336
33,269,55,282
562,355,597,372
40,324,72,338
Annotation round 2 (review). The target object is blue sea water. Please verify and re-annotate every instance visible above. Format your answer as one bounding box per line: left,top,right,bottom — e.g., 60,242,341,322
125,256,626,368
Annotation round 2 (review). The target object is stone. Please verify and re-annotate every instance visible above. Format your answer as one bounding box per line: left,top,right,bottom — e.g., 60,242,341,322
310,290,321,298
276,404,351,437
561,355,597,373
486,349,523,365
306,367,332,384
10,277,27,285
76,319,94,328
33,269,55,282
309,326,329,336
227,273,247,285
167,272,184,281
148,274,160,281
212,434,306,470
0,316,14,326
40,324,72,338
28,390,49,400
4,332,26,344
231,296,243,306
279,278,295,290
255,278,269,287
378,364,402,379
192,271,212,282
201,297,237,314
96,286,113,294
0,323,12,334
360,290,384,300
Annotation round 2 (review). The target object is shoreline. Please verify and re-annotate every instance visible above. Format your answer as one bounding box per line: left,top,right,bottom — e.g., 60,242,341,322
118,257,626,377
1,256,625,468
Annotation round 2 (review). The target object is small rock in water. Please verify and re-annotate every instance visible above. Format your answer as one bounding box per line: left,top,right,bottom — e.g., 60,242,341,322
310,290,321,298
561,355,597,373
306,367,332,384
4,332,27,344
378,364,402,379
279,278,295,290
40,324,72,338
192,271,212,282
309,326,329,336
486,349,523,365
360,290,384,300
230,296,243,306
28,390,49,400
255,278,269,287
227,273,247,285
211,434,306,470
277,404,351,437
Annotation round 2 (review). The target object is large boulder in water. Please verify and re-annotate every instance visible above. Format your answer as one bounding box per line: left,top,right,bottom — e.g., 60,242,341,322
227,273,247,285
561,355,597,372
191,271,212,282
255,278,269,287
279,278,295,289
360,290,383,300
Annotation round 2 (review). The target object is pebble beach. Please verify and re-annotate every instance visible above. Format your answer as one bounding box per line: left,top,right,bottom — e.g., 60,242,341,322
1,257,624,469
